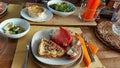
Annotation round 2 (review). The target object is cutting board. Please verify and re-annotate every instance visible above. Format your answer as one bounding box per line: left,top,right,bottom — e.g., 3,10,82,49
0,4,23,22
0,3,96,26
11,26,104,68
23,3,97,27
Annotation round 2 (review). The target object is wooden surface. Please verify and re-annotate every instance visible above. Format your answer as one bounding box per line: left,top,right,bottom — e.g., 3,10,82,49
81,27,120,68
0,3,97,27
0,39,17,68
11,26,103,68
1,26,120,68
0,4,23,22
0,2,120,68
24,3,97,27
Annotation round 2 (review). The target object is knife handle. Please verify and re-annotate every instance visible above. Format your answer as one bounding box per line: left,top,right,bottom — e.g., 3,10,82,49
86,46,95,62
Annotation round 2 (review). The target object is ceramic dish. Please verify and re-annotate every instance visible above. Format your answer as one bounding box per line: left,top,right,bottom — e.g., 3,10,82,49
31,29,82,65
21,7,53,22
47,0,76,16
0,2,7,15
0,18,30,39
30,45,83,68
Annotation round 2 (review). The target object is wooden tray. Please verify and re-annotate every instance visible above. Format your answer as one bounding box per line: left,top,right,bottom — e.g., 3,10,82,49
0,3,97,26
95,21,120,52
23,3,97,27
11,26,103,68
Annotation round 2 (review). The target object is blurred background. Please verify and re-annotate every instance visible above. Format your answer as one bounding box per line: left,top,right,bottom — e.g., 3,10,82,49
0,0,119,6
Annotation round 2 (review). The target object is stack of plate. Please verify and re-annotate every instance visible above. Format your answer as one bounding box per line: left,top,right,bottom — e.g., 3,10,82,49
30,29,84,68
0,2,7,18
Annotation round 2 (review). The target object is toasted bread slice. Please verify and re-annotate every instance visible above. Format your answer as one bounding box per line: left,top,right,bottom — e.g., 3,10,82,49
38,38,65,58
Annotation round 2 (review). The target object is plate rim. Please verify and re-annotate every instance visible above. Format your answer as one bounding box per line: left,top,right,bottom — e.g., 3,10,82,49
31,29,83,65
20,7,53,22
0,2,7,15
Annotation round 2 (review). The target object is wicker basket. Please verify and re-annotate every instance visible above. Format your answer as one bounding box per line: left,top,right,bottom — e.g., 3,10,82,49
95,21,120,52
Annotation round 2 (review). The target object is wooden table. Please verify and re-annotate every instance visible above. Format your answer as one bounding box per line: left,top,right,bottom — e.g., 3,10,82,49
1,26,120,68
0,3,120,68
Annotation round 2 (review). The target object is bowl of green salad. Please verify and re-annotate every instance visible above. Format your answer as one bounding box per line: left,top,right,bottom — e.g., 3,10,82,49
0,18,30,39
47,0,76,16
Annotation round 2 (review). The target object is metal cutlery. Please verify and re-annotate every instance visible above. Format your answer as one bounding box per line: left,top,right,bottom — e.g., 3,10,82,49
83,34,95,62
23,39,31,68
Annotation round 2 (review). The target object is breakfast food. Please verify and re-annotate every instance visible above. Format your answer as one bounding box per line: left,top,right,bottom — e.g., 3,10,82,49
66,36,81,59
38,38,65,58
27,5,45,18
2,22,25,34
52,27,72,48
37,27,81,60
49,2,73,12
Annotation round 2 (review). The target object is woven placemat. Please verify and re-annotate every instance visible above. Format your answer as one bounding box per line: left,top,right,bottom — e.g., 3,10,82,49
95,21,120,52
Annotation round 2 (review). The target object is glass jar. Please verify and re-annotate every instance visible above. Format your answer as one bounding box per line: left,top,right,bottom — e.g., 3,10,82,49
78,0,101,22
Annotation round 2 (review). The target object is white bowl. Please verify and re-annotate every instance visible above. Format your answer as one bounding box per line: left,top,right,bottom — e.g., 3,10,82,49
47,0,76,16
0,18,30,39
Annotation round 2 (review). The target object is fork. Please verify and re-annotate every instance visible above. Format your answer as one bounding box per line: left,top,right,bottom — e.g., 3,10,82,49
22,39,31,68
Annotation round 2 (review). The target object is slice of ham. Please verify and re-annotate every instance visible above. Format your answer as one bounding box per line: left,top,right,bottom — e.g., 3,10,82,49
52,27,72,48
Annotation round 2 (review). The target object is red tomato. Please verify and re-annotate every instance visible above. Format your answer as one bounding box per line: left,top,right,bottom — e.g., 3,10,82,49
52,27,72,48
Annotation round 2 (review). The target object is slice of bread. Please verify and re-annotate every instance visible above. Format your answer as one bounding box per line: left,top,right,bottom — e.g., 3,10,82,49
38,38,65,58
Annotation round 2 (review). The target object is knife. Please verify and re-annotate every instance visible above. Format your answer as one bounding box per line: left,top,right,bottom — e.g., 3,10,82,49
83,34,95,62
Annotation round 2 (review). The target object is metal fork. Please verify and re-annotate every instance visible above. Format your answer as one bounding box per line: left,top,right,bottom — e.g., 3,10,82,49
22,39,31,68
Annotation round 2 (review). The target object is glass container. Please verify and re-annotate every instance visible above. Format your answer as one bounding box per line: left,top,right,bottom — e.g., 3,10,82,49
78,0,101,22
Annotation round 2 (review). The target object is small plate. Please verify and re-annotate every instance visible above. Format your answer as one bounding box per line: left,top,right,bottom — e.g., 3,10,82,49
31,29,82,65
20,7,53,22
0,2,7,15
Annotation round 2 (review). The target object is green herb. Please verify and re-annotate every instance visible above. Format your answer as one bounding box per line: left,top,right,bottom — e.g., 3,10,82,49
49,2,73,12
3,23,25,34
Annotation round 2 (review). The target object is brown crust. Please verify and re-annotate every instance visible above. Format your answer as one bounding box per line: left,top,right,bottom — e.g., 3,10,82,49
38,38,65,58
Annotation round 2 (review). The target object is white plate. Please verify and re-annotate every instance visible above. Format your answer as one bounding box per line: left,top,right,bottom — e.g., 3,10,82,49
0,2,7,15
20,7,53,22
31,29,82,65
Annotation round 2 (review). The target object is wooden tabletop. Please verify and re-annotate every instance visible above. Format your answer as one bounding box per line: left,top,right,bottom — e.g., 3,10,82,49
81,27,120,68
0,3,120,68
1,26,120,68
